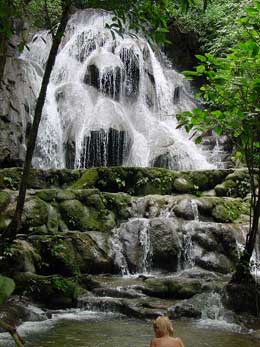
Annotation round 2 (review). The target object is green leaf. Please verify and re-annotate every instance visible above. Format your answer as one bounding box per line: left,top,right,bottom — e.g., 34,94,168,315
195,136,203,144
195,55,207,62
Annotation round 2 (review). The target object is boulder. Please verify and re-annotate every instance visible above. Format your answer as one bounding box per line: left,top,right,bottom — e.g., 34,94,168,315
14,272,83,308
142,277,203,299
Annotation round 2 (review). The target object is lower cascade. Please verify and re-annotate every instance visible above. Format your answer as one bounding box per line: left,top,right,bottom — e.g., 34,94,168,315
0,167,260,346
20,9,215,170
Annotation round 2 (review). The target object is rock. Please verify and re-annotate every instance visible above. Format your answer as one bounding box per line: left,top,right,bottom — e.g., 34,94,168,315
149,218,182,272
84,51,123,99
59,199,115,232
142,277,202,299
22,197,49,231
195,252,233,274
0,275,15,305
173,177,193,193
0,58,36,167
0,191,11,210
173,198,197,220
168,302,201,319
224,277,260,317
212,199,240,222
14,272,83,309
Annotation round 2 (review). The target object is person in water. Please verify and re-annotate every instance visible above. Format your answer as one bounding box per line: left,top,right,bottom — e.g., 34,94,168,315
150,316,184,347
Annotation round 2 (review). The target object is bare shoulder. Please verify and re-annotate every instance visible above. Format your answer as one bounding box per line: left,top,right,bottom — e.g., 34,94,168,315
174,337,184,347
150,338,157,347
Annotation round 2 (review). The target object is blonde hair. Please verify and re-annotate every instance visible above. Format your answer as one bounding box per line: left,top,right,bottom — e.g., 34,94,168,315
153,316,174,337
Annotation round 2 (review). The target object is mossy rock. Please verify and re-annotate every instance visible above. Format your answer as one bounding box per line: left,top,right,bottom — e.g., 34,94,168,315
36,189,58,202
71,167,176,195
143,277,202,299
0,168,23,190
182,169,232,191
0,215,11,232
104,192,132,220
74,189,106,210
22,197,50,231
14,272,83,308
59,199,115,232
0,168,82,190
212,199,241,222
0,240,41,274
0,275,15,304
0,191,11,210
72,168,99,189
56,190,76,201
173,177,193,193
32,236,80,276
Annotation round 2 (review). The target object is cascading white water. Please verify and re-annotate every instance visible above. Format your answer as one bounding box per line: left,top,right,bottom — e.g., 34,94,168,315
20,9,215,170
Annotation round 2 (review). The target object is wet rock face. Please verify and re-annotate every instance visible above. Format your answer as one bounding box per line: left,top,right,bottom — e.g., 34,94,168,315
84,64,122,100
79,128,131,168
0,58,36,168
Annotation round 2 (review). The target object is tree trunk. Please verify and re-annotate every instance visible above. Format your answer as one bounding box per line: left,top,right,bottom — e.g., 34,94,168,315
0,320,24,347
3,0,72,241
232,178,260,282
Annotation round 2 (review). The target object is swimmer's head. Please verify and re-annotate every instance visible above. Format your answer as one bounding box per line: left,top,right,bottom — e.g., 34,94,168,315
152,316,174,337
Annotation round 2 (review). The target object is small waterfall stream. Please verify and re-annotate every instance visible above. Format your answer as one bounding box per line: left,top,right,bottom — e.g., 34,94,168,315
20,9,215,170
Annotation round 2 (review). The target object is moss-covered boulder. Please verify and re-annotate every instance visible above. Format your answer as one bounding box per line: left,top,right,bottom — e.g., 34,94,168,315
0,168,82,190
71,167,177,195
59,199,115,232
0,240,41,274
0,275,15,304
31,232,115,276
173,177,193,193
215,170,251,198
14,272,83,308
143,277,202,299
212,199,241,222
22,197,49,230
224,277,260,316
0,191,11,210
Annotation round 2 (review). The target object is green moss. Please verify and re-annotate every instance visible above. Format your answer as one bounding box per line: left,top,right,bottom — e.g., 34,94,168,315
23,197,50,229
13,272,83,308
59,199,115,232
0,275,15,304
36,189,58,202
212,199,241,222
72,168,98,189
104,192,132,220
143,277,202,299
0,191,11,210
56,190,76,201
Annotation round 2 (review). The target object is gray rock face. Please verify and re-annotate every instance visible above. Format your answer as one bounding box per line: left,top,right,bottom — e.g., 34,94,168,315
0,57,37,167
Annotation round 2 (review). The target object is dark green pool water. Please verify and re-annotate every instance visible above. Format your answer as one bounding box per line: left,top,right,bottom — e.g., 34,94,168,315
0,311,258,347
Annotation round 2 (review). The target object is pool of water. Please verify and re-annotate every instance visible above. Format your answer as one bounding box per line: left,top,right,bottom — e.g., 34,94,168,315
0,310,258,347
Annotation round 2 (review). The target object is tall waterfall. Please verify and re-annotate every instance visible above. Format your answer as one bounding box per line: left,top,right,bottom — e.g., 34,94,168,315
21,9,214,170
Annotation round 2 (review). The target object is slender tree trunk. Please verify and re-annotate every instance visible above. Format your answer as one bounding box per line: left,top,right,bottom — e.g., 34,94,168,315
3,0,72,241
233,174,260,282
0,320,24,347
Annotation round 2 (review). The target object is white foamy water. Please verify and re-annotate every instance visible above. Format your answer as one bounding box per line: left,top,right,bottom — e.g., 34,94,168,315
20,9,215,170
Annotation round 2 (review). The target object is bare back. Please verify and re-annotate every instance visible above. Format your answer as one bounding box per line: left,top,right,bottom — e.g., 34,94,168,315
150,336,184,347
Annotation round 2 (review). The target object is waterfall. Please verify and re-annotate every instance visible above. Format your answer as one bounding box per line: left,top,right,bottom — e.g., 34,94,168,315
191,199,200,221
138,219,152,274
20,9,214,170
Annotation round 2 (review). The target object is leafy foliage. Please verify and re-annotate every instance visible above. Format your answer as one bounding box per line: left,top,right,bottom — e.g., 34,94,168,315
172,0,252,56
177,0,260,274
